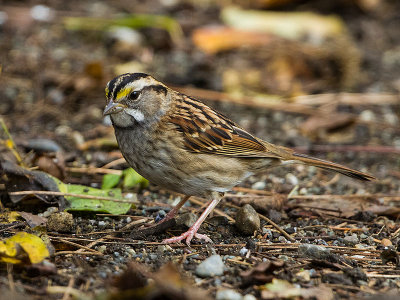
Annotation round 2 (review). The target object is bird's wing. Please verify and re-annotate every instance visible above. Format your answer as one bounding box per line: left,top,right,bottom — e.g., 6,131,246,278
168,94,287,158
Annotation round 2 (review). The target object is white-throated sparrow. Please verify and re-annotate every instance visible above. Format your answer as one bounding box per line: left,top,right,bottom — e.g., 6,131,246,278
104,73,375,245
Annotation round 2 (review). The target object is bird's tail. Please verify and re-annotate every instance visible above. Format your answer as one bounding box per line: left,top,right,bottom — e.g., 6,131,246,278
288,152,375,181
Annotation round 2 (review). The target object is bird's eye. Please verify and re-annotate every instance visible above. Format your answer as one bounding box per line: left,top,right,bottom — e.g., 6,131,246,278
129,91,141,101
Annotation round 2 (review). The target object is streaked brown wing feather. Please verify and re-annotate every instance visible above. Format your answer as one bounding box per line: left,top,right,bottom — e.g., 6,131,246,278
168,94,283,158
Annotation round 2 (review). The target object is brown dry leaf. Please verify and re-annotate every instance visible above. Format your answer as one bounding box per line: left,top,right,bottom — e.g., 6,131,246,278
235,194,286,212
261,279,334,300
35,153,65,180
18,212,47,228
240,260,285,286
192,26,274,54
111,262,211,300
0,160,66,208
367,205,400,218
300,112,355,138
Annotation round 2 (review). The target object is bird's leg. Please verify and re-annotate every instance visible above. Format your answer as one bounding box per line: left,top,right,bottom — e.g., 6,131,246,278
157,195,191,224
162,193,223,246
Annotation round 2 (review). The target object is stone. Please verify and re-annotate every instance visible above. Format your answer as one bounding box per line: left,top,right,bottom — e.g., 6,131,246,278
195,255,225,278
216,289,242,300
177,212,197,228
251,181,266,190
298,244,331,260
235,204,260,235
344,234,359,245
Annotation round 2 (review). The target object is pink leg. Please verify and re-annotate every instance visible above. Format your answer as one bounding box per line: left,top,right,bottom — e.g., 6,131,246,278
157,195,190,224
162,195,222,246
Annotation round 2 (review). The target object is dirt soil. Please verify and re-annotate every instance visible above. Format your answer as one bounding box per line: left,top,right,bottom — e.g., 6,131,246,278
0,0,400,299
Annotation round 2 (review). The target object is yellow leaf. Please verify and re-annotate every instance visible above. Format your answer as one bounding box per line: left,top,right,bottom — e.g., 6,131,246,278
0,232,50,264
0,211,21,224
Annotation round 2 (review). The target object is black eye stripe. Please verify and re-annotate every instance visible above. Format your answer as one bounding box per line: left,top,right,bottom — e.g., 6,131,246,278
109,73,149,100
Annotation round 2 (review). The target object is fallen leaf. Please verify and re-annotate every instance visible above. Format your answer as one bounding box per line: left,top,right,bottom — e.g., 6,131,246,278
300,113,355,138
0,232,50,264
18,212,47,227
240,260,285,286
192,26,274,54
0,211,21,224
221,7,346,43
261,279,334,300
0,160,65,207
1,160,134,215
112,262,211,300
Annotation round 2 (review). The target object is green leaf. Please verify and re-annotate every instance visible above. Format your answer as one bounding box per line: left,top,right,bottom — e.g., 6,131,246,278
102,173,122,189
122,168,149,189
63,184,134,215
63,14,183,44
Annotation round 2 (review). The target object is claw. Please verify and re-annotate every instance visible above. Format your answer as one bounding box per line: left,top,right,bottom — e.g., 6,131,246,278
162,229,213,246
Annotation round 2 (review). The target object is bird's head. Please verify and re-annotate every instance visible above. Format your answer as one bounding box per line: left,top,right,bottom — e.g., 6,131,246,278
104,73,170,128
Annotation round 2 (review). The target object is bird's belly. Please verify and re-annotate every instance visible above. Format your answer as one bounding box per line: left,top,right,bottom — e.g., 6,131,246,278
116,129,276,197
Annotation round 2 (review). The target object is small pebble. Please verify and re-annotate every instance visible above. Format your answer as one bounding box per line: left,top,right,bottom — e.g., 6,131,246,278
98,221,106,227
251,181,266,190
285,173,299,185
235,204,260,235
381,238,393,247
42,206,58,217
97,245,107,253
216,289,242,300
296,270,311,282
177,212,197,228
239,247,248,256
344,234,359,245
359,110,376,122
278,255,290,261
298,244,331,259
157,245,172,253
126,248,136,257
195,255,224,278
243,295,257,300
126,217,132,223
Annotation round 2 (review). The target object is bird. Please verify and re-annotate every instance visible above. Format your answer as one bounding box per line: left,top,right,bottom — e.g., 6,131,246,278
103,72,375,246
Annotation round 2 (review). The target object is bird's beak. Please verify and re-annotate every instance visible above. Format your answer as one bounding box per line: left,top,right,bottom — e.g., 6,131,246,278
103,99,126,116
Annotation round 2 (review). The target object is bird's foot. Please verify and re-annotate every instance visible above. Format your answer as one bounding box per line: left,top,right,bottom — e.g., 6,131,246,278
162,227,212,246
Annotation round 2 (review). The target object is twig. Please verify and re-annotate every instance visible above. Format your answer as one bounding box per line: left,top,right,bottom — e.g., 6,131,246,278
65,166,122,175
0,118,24,166
232,187,273,195
7,263,15,294
9,190,137,203
62,277,75,300
101,157,126,169
55,251,104,256
50,237,104,255
47,285,85,298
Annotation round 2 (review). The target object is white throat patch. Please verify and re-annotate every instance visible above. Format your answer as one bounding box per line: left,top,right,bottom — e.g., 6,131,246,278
125,108,145,122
